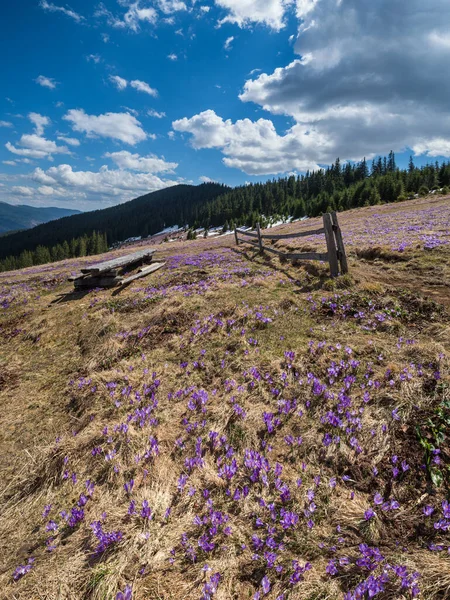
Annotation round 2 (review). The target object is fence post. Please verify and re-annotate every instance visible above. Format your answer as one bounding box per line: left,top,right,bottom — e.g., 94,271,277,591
331,211,348,274
323,213,339,277
256,223,264,253
234,227,239,246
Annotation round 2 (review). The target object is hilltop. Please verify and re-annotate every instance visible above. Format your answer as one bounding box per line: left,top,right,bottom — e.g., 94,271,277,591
0,201,81,234
0,196,449,599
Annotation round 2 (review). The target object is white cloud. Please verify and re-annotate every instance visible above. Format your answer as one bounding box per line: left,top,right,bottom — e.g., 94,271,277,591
173,109,324,174
63,109,147,145
176,0,450,173
57,135,81,146
200,6,211,13
215,0,289,31
87,54,102,63
29,113,50,136
156,0,187,14
412,138,450,157
11,186,34,196
6,135,70,160
96,2,157,32
39,0,84,22
224,36,234,50
168,53,178,61
130,80,158,96
29,163,180,204
110,75,128,90
2,160,17,166
199,175,214,183
0,120,13,128
35,75,58,89
148,109,166,118
105,150,178,172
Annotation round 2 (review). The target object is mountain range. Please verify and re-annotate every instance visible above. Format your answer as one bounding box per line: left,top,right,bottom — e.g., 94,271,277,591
0,201,81,235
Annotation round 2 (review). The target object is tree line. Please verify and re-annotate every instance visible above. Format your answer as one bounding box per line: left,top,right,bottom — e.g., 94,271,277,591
0,231,108,272
0,154,449,272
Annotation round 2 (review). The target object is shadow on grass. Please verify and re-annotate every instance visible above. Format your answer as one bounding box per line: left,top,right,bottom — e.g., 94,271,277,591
230,246,332,293
50,289,93,305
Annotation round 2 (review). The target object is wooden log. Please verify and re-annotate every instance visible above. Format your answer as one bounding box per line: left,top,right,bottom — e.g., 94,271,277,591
256,223,263,253
259,227,325,240
234,227,239,246
120,262,165,286
323,213,339,277
331,211,349,274
81,249,155,275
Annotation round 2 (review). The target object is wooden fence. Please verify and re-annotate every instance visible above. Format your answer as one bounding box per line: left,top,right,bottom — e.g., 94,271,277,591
234,211,348,277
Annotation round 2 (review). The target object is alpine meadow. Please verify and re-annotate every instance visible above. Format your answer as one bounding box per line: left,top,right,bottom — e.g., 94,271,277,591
1,1,450,600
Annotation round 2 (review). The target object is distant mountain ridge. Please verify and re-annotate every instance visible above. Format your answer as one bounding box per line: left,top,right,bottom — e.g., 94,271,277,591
0,183,229,260
0,201,81,234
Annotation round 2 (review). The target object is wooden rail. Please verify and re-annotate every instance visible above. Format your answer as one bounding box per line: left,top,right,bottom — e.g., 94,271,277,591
235,211,348,277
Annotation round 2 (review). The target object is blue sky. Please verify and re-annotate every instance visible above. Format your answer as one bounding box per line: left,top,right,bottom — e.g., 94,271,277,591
1,0,450,210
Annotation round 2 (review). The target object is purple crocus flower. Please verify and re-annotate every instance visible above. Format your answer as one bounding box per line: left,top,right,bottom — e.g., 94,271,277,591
261,576,271,595
116,585,132,600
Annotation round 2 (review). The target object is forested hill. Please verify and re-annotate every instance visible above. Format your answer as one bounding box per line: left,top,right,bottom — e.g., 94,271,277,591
0,183,229,261
1,154,450,270
0,201,80,234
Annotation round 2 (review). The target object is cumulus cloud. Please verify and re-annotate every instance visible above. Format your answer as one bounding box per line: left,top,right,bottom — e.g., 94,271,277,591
2,160,17,166
104,150,178,173
173,109,324,174
95,1,157,32
214,0,289,30
238,0,450,163
29,164,180,205
110,75,128,90
39,0,85,22
199,175,214,183
168,53,178,61
0,120,13,128
29,113,50,136
130,80,158,96
6,135,70,160
148,109,166,119
174,0,450,175
156,0,187,14
109,76,158,96
57,135,81,146
11,186,34,196
35,75,58,89
63,109,148,145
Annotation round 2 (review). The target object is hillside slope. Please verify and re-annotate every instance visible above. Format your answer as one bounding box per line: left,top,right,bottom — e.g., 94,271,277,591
0,197,449,599
0,201,81,234
0,183,229,260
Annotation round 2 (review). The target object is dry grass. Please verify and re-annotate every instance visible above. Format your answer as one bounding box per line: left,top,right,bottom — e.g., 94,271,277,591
0,198,449,599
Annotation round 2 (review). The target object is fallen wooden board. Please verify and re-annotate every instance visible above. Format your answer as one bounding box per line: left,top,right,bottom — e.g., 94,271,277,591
120,262,165,286
81,249,156,275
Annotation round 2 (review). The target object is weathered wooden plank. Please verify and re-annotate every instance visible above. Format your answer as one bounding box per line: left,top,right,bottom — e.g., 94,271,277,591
331,211,349,274
236,229,258,239
236,237,259,247
323,213,339,277
81,249,155,275
262,245,328,261
121,262,165,286
260,227,325,240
